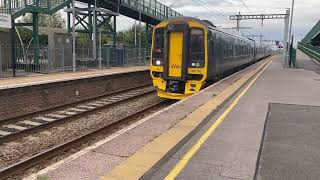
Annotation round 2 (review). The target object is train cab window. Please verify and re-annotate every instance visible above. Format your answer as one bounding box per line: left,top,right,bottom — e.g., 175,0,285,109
189,28,205,68
152,28,165,66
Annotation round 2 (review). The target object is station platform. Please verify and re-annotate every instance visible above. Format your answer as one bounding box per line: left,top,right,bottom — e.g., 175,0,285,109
0,66,149,90
26,52,320,180
0,66,149,122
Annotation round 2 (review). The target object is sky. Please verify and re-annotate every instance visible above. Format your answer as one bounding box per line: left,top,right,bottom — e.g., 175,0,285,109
116,0,320,44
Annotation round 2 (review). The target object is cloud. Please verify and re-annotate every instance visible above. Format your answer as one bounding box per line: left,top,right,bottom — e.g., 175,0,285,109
163,0,320,43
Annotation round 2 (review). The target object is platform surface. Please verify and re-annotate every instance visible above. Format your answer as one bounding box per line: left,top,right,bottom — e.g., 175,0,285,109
150,54,320,179
258,103,320,180
0,66,148,90
295,49,320,74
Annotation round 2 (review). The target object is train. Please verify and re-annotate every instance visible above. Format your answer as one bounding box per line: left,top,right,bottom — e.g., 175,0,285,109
150,17,272,99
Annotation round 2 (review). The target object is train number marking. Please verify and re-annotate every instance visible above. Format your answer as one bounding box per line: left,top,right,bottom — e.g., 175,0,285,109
190,69,202,73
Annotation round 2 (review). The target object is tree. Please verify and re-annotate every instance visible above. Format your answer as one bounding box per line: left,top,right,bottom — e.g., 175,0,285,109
116,25,151,47
21,12,65,28
17,12,66,45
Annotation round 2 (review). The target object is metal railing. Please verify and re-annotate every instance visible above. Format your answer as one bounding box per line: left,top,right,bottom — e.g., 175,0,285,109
0,0,181,20
0,44,150,78
298,43,320,62
301,20,320,44
121,0,182,20
0,0,68,14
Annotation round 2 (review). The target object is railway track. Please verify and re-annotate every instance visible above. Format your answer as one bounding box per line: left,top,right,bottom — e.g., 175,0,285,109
0,84,155,144
0,99,169,179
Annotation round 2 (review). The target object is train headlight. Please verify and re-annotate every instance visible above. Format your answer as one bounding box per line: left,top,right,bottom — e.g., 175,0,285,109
191,63,196,67
196,62,200,67
156,60,161,65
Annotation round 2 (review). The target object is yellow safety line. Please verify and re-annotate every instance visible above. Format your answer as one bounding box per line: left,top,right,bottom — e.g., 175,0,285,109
165,60,272,180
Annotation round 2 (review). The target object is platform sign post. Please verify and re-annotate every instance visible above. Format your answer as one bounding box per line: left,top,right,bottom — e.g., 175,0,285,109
138,0,142,65
98,29,102,69
72,0,76,72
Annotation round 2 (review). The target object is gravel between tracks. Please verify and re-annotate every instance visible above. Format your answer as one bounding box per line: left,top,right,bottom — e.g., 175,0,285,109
0,93,161,169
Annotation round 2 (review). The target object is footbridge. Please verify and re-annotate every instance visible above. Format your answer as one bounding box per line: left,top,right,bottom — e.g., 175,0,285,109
298,20,320,62
0,0,182,75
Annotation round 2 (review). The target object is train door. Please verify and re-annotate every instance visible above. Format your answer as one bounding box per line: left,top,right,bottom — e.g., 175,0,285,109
216,33,222,73
168,32,183,77
253,41,256,61
211,32,217,74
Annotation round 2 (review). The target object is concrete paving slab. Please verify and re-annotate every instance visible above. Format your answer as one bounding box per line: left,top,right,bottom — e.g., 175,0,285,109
256,103,320,180
177,161,224,180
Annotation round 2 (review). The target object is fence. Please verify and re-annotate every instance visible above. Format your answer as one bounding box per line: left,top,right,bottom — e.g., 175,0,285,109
0,44,151,78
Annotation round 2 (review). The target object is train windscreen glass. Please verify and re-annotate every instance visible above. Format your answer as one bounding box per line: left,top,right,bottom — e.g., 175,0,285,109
152,28,165,66
189,29,205,68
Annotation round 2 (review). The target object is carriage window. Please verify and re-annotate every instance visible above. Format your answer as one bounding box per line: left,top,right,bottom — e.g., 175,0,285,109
152,28,165,65
190,28,205,67
228,39,233,57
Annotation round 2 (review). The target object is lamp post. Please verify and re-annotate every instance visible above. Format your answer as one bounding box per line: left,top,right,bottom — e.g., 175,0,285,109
139,0,142,65
72,0,76,71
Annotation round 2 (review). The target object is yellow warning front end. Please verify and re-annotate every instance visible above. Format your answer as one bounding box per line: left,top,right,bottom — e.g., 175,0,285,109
150,17,208,100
